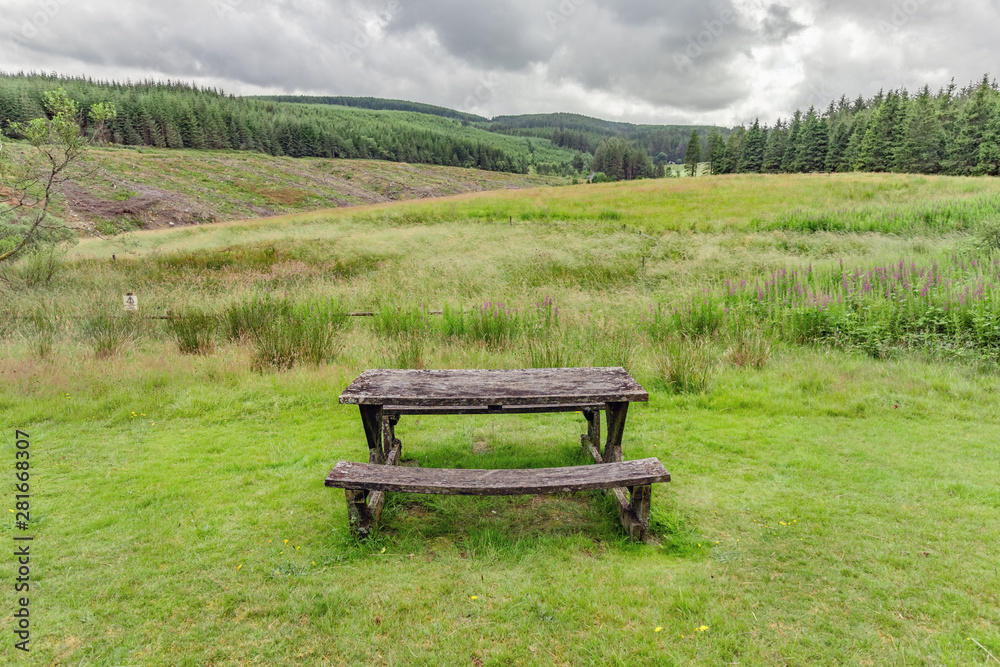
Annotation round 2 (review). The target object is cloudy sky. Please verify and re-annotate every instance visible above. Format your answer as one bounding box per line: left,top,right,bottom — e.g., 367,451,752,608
0,0,997,126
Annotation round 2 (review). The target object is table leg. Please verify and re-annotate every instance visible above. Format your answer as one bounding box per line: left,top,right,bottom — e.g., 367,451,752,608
603,401,628,463
359,405,384,465
581,408,602,463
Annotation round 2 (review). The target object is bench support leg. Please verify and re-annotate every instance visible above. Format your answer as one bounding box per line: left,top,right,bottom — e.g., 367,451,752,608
581,408,602,463
344,440,402,538
607,484,651,542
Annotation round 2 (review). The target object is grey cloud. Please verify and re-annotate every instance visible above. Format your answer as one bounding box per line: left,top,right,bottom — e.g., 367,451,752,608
761,5,805,42
0,0,997,125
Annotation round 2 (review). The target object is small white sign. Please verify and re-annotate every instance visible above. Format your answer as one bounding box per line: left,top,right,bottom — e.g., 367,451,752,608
123,293,138,312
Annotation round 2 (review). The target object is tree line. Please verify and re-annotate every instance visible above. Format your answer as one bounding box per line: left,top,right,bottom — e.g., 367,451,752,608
685,75,1000,177
0,74,534,173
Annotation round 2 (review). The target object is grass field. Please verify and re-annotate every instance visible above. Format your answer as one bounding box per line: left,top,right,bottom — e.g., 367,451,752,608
2,172,1000,665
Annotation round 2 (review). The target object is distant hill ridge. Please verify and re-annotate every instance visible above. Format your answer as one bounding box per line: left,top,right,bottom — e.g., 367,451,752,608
259,96,729,164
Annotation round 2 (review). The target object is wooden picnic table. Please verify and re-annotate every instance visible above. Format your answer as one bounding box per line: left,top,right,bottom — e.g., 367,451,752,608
327,367,668,540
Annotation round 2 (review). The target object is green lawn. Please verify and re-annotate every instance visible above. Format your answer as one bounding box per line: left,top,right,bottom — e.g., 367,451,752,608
3,172,1000,664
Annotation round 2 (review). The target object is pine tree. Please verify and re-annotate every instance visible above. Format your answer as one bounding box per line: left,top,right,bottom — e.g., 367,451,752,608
794,107,829,172
949,75,998,175
842,114,868,171
825,119,852,172
894,85,944,173
738,119,765,173
781,110,803,172
976,91,1000,176
721,127,745,174
856,90,906,172
762,119,787,173
705,128,726,174
685,130,702,176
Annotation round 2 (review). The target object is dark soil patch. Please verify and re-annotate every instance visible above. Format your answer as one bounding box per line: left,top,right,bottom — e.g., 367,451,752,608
61,181,216,229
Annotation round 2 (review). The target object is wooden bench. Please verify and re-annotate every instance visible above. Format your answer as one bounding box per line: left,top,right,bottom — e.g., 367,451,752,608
325,457,670,540
329,368,668,541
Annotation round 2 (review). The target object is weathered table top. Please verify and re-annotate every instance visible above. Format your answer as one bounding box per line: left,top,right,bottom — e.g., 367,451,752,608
339,368,648,407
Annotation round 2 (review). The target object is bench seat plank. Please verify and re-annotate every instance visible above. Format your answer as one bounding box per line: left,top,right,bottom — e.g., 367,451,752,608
325,458,670,496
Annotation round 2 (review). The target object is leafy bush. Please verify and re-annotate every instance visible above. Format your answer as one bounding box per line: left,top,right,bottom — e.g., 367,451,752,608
643,294,724,341
467,301,522,347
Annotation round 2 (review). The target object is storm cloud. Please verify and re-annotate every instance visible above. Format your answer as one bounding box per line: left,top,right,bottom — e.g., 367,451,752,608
0,0,997,125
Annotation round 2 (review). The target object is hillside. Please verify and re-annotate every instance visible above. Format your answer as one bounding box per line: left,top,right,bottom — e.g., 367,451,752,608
255,95,488,123
0,74,583,174
267,96,730,163
484,112,727,163
3,143,568,233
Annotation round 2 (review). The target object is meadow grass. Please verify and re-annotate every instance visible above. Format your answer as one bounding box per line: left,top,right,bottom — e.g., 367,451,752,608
2,341,998,665
2,172,1000,664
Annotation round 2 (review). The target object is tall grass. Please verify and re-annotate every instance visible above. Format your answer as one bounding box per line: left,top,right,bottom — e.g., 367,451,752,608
633,252,999,361
754,193,1000,234
83,313,139,358
25,311,58,359
167,309,217,355
372,304,433,338
653,337,721,394
643,292,725,341
223,295,348,370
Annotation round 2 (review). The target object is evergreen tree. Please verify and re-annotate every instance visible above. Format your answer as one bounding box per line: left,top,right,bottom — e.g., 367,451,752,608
793,107,829,172
781,110,803,172
825,118,852,172
856,90,906,172
738,119,765,173
977,91,1000,176
705,128,726,175
949,75,998,175
720,126,746,174
593,136,653,180
684,130,702,176
894,85,944,173
842,114,868,171
762,119,787,173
